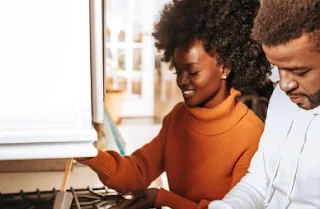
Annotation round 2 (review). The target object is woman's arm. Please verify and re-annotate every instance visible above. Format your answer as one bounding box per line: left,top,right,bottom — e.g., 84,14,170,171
78,113,173,193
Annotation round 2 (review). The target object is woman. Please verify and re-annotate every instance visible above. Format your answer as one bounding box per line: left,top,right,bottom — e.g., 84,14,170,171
78,0,271,208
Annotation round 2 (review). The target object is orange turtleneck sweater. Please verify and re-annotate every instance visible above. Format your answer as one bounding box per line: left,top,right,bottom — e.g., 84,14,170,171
80,88,264,209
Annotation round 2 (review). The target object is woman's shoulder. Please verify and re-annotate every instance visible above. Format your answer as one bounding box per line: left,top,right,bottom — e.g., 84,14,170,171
237,102,265,134
167,102,187,116
161,102,187,124
231,106,264,147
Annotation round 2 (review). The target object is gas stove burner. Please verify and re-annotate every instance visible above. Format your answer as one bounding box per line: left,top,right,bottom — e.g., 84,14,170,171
0,186,138,209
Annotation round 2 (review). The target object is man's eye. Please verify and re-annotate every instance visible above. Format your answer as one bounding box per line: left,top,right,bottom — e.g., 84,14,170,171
296,71,309,77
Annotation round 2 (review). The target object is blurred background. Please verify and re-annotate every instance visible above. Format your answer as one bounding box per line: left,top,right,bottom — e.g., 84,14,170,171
103,0,182,191
104,0,182,126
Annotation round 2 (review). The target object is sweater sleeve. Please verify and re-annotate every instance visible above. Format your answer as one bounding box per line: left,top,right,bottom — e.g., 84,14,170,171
230,145,259,188
79,113,173,193
230,129,261,188
210,130,265,209
155,188,210,209
208,141,267,209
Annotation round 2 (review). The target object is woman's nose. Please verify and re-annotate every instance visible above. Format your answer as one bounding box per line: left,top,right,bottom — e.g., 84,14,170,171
177,71,190,87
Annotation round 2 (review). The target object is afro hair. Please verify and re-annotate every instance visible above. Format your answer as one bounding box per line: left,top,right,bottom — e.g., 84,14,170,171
152,0,271,90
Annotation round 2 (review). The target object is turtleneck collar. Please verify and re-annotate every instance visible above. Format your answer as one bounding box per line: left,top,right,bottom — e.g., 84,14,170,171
186,88,248,135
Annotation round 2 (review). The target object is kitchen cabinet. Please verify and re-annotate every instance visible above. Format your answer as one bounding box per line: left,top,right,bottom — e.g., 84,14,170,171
0,0,102,160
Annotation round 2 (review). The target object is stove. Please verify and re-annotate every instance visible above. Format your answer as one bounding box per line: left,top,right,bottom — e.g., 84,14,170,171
0,186,140,209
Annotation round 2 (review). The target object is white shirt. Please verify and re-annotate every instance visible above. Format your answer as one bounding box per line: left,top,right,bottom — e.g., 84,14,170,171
209,85,320,209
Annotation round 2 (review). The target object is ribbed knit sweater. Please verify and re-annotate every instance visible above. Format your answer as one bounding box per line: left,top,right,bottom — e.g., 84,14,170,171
80,88,264,209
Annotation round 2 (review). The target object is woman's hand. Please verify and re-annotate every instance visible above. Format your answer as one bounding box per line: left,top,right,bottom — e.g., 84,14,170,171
75,157,92,161
128,188,160,209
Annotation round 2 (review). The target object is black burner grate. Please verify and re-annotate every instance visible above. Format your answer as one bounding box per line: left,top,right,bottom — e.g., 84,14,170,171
0,187,131,209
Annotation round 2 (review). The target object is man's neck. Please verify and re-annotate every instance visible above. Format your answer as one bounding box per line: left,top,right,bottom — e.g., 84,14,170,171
305,105,320,115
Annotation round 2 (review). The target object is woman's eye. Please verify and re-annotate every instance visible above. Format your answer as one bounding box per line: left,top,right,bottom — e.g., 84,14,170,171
189,71,199,76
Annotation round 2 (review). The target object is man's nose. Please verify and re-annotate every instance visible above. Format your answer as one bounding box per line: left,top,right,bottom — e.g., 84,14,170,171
278,70,298,92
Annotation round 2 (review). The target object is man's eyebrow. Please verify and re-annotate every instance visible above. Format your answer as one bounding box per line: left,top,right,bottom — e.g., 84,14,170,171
270,63,310,71
281,67,310,71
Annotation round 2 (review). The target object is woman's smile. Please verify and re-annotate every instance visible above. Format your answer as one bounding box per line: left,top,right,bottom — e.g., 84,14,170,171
182,90,195,98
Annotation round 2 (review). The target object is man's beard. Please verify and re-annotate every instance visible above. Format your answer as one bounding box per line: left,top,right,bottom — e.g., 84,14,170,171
287,88,320,110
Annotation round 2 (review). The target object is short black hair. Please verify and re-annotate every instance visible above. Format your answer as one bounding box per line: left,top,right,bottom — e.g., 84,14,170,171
252,0,320,50
152,0,271,90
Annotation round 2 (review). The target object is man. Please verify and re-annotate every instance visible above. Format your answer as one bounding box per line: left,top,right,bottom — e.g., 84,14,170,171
209,0,320,208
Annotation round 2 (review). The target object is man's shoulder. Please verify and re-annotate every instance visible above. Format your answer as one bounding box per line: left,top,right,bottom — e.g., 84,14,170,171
268,85,297,112
266,84,298,121
261,85,298,143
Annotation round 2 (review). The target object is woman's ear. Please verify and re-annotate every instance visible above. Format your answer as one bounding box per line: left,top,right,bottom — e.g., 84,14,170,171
220,66,231,80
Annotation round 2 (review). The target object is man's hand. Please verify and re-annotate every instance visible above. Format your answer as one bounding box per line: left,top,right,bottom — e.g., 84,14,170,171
128,188,160,209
